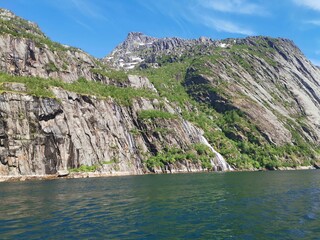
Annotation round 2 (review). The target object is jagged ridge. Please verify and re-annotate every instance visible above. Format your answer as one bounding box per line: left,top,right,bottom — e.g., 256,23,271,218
104,32,218,69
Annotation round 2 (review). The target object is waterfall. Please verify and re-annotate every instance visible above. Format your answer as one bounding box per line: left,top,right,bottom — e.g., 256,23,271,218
200,136,233,171
181,120,233,171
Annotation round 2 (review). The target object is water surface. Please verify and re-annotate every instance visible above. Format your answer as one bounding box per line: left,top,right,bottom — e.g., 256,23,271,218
1,170,320,239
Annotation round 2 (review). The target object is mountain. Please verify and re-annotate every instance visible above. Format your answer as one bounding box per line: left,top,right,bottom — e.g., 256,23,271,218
104,32,222,69
0,9,319,179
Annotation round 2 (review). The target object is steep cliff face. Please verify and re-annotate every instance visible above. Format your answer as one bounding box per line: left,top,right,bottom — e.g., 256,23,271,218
0,82,231,176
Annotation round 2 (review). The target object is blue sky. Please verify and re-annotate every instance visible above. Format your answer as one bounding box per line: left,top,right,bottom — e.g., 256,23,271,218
1,0,320,65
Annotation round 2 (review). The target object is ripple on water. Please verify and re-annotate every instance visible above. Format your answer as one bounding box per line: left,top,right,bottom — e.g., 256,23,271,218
0,171,320,239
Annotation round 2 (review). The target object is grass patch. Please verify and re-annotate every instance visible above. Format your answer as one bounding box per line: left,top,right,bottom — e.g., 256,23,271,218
69,164,98,172
136,61,192,106
0,72,157,105
138,110,177,120
45,62,59,73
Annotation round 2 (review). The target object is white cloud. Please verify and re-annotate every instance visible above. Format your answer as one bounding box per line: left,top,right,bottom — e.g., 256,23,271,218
203,17,255,35
293,0,320,11
70,0,107,21
73,19,94,31
305,20,320,26
137,0,193,36
137,0,256,36
48,0,108,22
200,0,267,15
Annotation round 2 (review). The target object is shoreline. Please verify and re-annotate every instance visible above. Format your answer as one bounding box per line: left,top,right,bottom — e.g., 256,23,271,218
0,165,317,183
0,171,139,183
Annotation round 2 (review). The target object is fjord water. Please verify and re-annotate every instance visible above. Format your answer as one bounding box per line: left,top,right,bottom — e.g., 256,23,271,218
1,171,320,239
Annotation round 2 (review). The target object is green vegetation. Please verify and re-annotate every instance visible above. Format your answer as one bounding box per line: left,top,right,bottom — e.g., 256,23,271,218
136,60,192,106
138,110,177,120
145,144,215,170
0,73,55,97
102,158,119,165
130,128,141,135
62,63,68,71
0,17,44,38
45,62,59,73
69,164,98,172
205,109,317,169
61,77,156,106
0,72,156,105
229,41,278,68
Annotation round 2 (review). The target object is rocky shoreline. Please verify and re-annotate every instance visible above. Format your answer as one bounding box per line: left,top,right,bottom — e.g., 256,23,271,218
0,172,135,183
0,165,316,183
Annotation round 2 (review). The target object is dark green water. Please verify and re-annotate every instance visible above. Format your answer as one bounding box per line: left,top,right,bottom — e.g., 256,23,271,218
1,170,320,239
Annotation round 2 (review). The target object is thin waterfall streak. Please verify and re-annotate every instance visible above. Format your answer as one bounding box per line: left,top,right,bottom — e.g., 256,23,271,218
200,136,233,171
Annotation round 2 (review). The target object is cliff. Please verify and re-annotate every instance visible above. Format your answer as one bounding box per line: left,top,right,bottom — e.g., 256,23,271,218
0,9,320,178
0,82,231,176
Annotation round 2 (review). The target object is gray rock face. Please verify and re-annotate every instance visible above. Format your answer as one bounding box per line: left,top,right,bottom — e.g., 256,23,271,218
0,35,96,82
0,86,231,176
127,75,157,92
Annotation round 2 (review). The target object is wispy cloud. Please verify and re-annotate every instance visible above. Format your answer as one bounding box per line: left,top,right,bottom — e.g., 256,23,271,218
200,0,267,15
202,16,255,35
70,0,107,21
192,0,257,35
137,0,193,36
73,19,94,31
139,0,257,36
293,0,320,11
49,0,108,22
305,20,320,26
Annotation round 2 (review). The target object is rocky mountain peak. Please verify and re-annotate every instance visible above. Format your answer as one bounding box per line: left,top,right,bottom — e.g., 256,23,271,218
126,32,156,43
104,32,216,69
120,32,157,52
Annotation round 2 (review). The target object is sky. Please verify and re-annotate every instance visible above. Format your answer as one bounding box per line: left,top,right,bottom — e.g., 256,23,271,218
0,0,320,65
